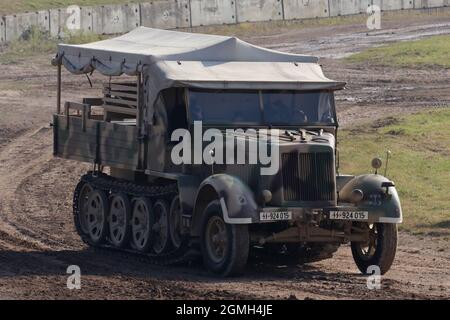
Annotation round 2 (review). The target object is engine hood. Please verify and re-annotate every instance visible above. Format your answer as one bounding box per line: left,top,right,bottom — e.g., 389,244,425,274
222,128,335,152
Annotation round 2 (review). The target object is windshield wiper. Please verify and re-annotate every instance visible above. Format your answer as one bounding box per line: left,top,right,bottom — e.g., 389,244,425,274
284,130,296,141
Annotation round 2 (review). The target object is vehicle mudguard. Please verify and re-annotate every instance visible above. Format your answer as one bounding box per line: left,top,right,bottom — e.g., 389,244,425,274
338,174,402,223
192,174,258,234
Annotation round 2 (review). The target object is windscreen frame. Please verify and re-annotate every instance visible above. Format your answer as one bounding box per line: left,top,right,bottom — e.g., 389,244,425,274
185,88,338,129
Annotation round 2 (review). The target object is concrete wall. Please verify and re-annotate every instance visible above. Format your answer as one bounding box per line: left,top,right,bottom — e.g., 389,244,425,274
0,17,5,43
190,0,237,26
360,0,373,12
414,0,446,8
371,0,414,10
50,8,68,37
49,6,90,37
284,0,330,20
92,4,140,35
1,0,449,42
80,7,94,33
4,11,50,42
329,0,366,16
140,0,191,29
236,0,284,22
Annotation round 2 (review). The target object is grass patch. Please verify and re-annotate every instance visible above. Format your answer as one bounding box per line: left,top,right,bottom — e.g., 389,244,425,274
346,35,450,68
339,108,450,237
0,1,145,16
0,26,105,64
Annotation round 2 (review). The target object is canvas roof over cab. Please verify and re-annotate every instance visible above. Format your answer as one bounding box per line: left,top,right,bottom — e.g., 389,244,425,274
54,27,345,119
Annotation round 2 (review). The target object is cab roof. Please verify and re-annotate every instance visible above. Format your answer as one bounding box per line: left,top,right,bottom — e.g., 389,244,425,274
55,27,345,91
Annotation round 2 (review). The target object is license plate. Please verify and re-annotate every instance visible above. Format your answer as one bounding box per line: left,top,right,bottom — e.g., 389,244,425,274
329,211,368,220
260,211,292,221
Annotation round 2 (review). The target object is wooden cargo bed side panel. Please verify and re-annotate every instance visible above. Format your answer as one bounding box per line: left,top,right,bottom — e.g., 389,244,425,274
98,121,139,169
55,116,97,162
54,115,139,170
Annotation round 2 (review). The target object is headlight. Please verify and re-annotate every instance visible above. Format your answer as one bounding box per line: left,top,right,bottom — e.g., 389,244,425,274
371,157,382,170
350,189,364,203
262,190,272,203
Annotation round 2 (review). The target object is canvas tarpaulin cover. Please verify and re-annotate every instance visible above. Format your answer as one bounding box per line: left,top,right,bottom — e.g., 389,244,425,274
54,27,345,121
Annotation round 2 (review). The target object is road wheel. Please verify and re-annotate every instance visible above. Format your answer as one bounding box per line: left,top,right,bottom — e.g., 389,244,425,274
200,200,249,277
351,223,398,275
76,182,94,235
131,197,154,252
152,200,170,254
169,196,182,249
109,193,132,248
86,190,109,245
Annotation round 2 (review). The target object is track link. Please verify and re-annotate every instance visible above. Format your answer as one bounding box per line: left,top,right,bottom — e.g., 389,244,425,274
73,172,194,266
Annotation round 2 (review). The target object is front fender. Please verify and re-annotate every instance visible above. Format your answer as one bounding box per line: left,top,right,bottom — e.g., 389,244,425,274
195,174,258,224
339,174,402,223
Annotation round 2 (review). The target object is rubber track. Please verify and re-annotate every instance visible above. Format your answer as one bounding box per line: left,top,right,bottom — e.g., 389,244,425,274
73,172,193,266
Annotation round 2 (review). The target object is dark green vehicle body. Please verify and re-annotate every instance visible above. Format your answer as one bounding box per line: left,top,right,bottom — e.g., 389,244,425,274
53,86,402,241
52,27,402,275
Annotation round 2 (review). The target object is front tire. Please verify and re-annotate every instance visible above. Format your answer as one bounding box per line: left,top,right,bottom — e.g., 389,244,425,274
200,200,249,277
351,223,398,275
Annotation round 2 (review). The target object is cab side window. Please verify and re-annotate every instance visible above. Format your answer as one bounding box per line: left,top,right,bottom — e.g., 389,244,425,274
161,88,188,139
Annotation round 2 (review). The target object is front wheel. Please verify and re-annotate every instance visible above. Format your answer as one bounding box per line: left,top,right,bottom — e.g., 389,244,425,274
200,200,249,277
351,223,398,275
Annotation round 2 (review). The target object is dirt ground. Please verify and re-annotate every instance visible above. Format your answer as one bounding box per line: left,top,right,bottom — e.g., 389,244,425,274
0,12,449,300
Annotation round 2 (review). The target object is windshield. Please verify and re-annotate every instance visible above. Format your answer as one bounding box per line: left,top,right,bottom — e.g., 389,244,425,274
188,90,261,124
188,89,335,126
262,91,335,125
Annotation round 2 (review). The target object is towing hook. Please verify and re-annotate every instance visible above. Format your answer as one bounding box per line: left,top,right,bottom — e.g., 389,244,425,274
381,181,395,194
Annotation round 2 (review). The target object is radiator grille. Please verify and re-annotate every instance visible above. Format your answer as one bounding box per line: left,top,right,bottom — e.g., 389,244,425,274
214,164,260,189
282,152,334,201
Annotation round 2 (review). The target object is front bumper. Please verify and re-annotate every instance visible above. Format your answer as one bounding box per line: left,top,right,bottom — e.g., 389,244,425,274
257,205,403,224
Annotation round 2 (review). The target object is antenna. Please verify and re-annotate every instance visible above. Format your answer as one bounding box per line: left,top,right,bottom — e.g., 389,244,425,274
384,150,391,176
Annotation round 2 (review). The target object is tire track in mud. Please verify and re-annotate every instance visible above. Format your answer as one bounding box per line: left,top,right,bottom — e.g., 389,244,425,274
0,127,56,251
259,21,450,58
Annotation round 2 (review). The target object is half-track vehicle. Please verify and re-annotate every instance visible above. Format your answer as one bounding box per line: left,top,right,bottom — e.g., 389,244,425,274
52,27,402,276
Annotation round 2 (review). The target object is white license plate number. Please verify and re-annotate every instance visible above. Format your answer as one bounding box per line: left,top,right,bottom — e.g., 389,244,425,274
260,211,292,221
329,211,368,220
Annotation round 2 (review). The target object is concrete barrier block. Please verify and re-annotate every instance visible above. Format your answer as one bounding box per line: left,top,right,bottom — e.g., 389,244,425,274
283,0,330,20
51,6,91,37
93,4,140,35
429,0,445,7
0,17,5,43
50,8,70,36
140,0,191,29
80,7,94,33
37,10,50,31
365,1,414,13
372,0,414,10
49,9,62,36
414,0,445,8
4,11,50,42
236,0,283,22
403,0,415,9
360,0,372,12
190,0,237,26
329,0,364,16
